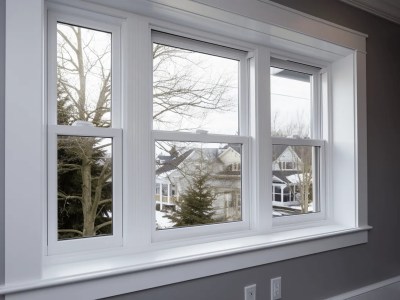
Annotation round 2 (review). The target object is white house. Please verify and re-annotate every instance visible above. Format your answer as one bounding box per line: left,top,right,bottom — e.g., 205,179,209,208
155,145,242,224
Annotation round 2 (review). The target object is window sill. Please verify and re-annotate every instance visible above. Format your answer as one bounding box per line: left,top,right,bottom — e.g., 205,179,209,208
0,224,371,298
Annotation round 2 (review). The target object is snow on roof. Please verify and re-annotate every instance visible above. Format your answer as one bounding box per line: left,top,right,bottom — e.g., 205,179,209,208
286,173,312,184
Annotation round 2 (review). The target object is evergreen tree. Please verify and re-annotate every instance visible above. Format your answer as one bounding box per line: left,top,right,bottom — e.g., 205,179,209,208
167,171,215,227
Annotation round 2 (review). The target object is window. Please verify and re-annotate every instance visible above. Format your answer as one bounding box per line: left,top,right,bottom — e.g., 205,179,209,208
270,58,325,219
152,32,249,237
47,14,122,253
4,1,368,298
43,9,362,252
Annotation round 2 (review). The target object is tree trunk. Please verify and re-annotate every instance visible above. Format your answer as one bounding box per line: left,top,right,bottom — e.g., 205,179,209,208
81,155,95,237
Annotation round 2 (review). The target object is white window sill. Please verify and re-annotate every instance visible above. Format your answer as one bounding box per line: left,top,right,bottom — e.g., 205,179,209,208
0,224,371,298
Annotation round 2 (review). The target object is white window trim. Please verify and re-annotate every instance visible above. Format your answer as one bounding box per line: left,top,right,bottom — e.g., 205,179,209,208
2,0,369,299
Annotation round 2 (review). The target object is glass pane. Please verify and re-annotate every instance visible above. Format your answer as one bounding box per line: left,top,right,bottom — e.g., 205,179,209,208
272,145,319,217
153,43,239,134
270,67,312,138
155,141,242,229
57,136,113,240
57,23,112,127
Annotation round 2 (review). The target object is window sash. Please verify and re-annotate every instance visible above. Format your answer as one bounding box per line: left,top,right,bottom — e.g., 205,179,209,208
47,126,123,254
271,139,326,226
47,12,122,129
270,57,322,140
152,31,249,136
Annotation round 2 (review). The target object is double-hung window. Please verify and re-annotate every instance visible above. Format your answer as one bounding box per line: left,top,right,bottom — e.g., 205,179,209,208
270,58,326,224
47,13,122,254
152,32,250,240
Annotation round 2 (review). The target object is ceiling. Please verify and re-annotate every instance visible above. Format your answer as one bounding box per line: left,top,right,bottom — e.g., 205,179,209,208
341,0,400,24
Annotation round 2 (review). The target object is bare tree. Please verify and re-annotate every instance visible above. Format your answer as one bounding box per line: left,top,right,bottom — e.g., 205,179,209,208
271,114,313,214
153,43,236,131
57,24,112,239
271,111,310,138
290,146,313,214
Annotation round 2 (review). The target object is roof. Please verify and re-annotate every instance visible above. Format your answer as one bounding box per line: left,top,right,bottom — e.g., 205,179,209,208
273,144,310,162
156,149,194,175
156,145,304,180
156,147,240,176
272,144,288,161
273,170,299,184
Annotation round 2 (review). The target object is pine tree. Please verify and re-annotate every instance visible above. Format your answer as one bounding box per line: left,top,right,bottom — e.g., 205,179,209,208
167,171,215,227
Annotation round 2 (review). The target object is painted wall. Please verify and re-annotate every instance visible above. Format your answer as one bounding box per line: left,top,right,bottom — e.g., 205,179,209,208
0,0,5,292
107,1,400,299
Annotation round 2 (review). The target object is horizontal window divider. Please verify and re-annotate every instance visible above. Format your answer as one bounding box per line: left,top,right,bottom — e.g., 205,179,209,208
153,130,248,144
271,137,325,147
48,125,122,138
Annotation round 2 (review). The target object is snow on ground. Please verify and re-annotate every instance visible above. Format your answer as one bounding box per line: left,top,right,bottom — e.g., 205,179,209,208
156,210,175,229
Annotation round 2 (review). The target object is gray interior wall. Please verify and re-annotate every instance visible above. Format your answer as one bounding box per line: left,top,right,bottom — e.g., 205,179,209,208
0,0,5,290
107,1,400,299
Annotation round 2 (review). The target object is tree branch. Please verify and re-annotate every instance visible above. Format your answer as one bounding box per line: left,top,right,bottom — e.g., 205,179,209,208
58,229,83,236
94,220,112,232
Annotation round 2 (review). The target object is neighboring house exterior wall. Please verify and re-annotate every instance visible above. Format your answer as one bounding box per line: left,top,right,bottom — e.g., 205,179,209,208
272,147,301,171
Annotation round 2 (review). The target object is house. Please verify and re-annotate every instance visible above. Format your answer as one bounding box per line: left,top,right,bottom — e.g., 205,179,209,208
271,145,316,215
155,145,241,226
155,144,313,222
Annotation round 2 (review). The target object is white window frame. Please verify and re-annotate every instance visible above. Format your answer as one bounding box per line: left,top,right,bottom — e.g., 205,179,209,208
151,31,251,242
270,57,326,226
46,11,123,254
3,0,369,298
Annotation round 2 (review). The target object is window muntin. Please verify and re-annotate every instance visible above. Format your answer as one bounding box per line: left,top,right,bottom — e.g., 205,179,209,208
155,141,242,230
152,41,240,135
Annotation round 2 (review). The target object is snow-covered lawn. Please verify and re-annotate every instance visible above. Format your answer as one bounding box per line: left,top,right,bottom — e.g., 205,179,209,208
156,210,175,229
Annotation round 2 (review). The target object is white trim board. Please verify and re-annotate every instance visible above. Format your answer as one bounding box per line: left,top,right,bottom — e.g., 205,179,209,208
82,0,366,53
327,276,400,300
